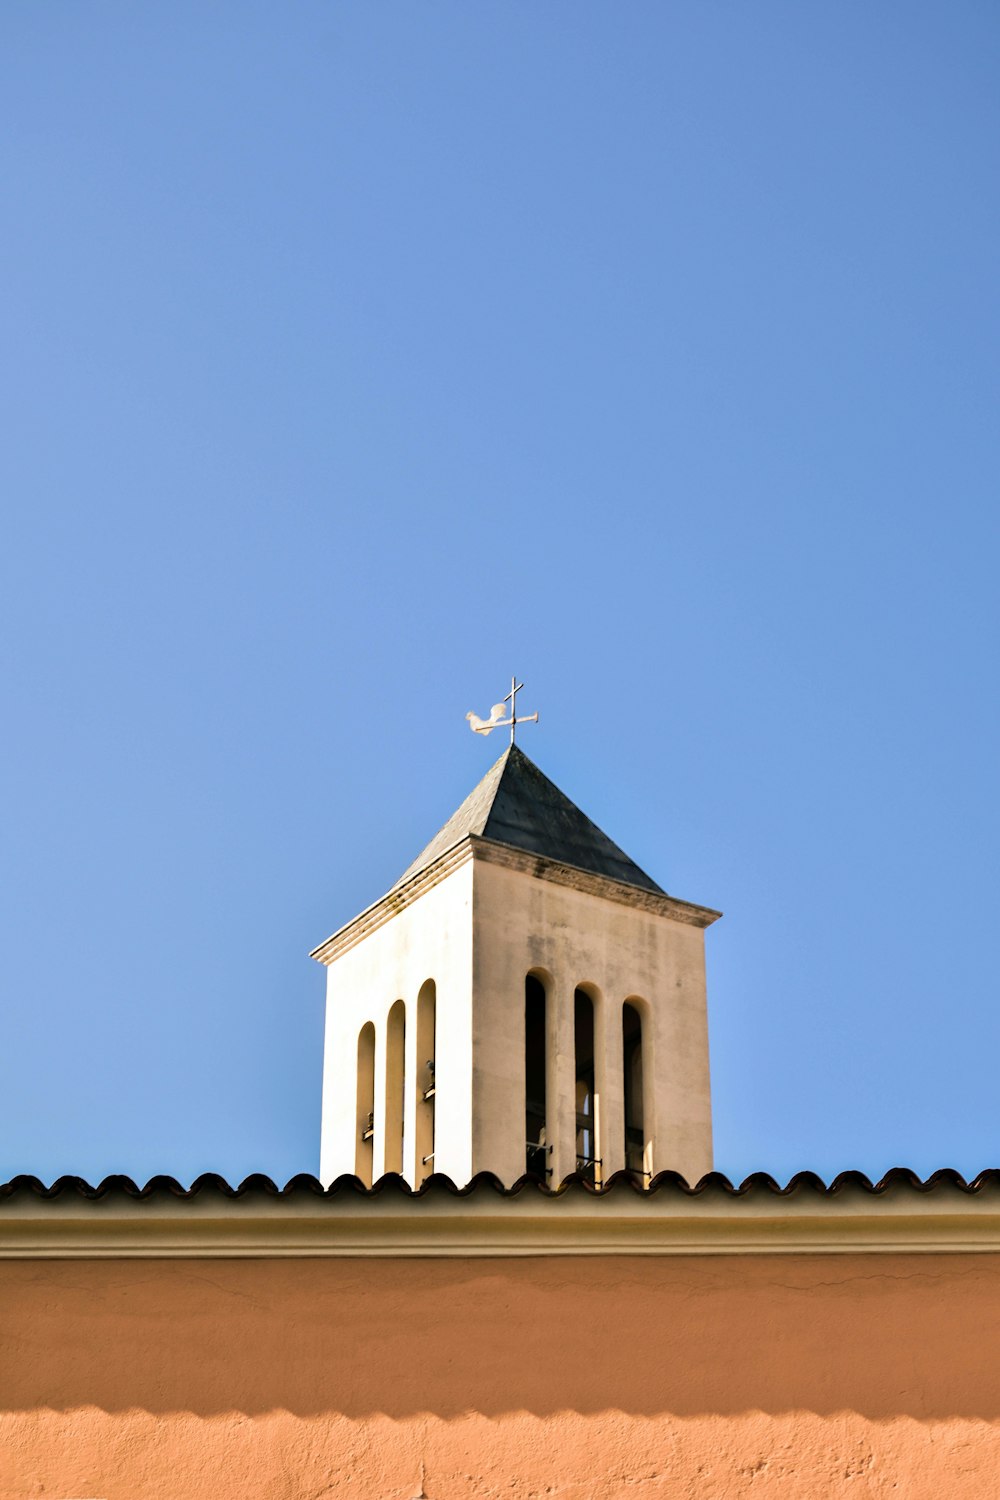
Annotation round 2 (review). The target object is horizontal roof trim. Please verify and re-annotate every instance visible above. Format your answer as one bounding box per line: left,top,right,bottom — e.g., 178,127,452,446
3,1169,1000,1259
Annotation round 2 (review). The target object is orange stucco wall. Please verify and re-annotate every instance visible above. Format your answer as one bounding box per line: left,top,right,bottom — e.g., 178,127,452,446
3,1253,1000,1498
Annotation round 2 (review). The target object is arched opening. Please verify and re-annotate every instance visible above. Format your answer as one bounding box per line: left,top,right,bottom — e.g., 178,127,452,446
415,980,436,1183
574,987,599,1184
355,1022,375,1186
384,1000,405,1176
524,973,549,1178
623,1002,646,1178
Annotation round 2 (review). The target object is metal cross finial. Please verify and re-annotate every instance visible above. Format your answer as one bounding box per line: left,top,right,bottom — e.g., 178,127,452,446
465,675,539,744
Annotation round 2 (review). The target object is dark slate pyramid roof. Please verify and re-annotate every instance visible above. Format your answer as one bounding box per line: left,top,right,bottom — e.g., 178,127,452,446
394,745,664,894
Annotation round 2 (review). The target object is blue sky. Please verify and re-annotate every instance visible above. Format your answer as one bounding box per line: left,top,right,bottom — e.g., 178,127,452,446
2,3,998,1186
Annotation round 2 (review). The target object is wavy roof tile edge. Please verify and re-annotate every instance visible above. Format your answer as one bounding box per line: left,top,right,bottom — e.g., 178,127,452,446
2,1167,1000,1201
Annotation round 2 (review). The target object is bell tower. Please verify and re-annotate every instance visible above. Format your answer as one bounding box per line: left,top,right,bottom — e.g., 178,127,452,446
312,745,719,1188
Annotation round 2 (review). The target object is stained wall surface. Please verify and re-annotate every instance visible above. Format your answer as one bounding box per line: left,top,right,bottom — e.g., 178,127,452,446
471,856,713,1186
4,1252,1000,1498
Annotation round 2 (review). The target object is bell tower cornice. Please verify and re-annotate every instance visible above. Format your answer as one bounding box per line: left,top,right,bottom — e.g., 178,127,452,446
311,835,720,968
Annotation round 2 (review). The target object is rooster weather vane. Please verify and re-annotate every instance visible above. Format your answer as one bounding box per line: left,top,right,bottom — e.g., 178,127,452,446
466,676,539,746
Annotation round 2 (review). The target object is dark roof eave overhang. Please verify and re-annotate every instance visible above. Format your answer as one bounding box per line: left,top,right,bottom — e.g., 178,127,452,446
7,1166,999,1200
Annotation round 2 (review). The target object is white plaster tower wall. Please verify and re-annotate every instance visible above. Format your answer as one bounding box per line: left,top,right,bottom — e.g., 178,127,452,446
319,858,475,1187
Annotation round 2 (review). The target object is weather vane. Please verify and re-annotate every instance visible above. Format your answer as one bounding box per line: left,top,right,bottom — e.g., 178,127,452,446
466,676,539,746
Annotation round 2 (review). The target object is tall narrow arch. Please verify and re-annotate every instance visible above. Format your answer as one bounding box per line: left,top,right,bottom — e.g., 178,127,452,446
524,973,549,1178
574,986,600,1184
384,1000,406,1176
355,1022,376,1187
415,979,436,1183
622,1001,646,1178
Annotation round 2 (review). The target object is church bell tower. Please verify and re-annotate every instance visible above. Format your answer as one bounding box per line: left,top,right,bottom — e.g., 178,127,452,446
312,741,719,1188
